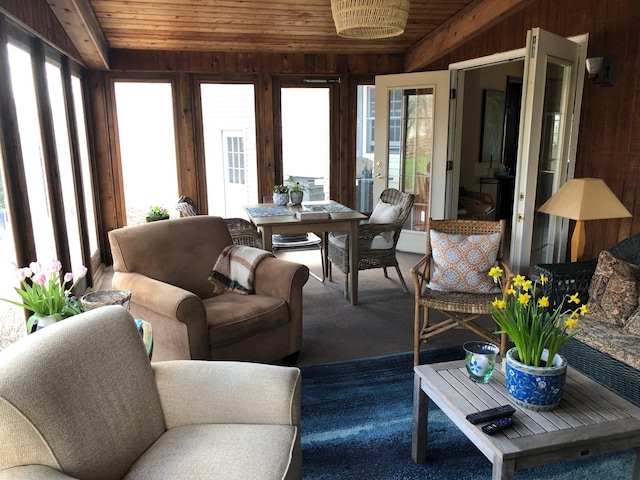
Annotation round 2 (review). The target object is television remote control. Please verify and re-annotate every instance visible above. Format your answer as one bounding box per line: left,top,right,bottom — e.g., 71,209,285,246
466,405,516,425
482,416,514,435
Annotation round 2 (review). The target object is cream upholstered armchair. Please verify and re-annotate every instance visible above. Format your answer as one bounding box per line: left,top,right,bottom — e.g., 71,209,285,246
0,306,302,480
327,188,415,296
109,216,309,363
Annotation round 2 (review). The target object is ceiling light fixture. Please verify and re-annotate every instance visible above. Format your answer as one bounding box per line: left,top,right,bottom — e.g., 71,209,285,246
330,0,410,39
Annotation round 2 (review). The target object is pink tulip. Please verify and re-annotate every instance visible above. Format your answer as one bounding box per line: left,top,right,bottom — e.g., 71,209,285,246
76,266,88,278
64,272,74,283
29,261,41,273
16,268,32,281
49,260,62,273
32,273,46,285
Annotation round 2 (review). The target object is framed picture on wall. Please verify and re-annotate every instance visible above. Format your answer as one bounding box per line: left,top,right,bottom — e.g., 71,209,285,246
479,89,506,164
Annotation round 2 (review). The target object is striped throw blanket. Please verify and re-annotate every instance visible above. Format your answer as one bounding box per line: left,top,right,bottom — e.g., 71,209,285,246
209,245,274,295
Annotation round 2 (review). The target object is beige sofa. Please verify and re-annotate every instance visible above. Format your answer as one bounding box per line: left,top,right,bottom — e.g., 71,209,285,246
108,216,309,363
0,306,302,480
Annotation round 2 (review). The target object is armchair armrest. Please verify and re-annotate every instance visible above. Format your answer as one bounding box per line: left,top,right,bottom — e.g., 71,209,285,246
152,360,301,429
0,465,78,479
533,259,597,308
112,271,209,360
410,253,432,297
252,256,309,301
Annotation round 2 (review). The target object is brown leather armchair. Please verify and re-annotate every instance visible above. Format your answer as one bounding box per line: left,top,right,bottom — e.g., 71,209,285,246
108,216,309,363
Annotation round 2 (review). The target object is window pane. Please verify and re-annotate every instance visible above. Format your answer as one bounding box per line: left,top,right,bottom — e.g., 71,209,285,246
7,43,56,260
201,84,257,216
45,61,83,272
282,88,329,201
114,82,179,225
71,75,98,258
356,85,374,213
0,146,25,351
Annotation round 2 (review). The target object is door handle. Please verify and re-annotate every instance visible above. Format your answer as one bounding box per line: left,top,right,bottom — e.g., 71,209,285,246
375,173,384,179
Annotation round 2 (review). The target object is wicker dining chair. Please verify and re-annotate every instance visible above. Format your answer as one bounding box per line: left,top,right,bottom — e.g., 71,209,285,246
327,188,415,297
411,218,513,365
223,217,263,248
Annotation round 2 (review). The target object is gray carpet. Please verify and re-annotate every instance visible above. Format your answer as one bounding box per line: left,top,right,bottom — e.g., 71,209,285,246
275,248,496,365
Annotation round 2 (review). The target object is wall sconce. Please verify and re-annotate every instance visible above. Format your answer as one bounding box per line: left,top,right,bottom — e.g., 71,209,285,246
585,56,617,86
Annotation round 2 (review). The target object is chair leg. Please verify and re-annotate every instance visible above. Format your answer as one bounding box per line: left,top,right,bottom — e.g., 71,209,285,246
383,266,389,278
395,265,409,293
414,305,430,365
343,273,349,299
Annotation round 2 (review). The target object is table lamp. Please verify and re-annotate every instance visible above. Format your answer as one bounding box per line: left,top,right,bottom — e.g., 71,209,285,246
537,178,631,262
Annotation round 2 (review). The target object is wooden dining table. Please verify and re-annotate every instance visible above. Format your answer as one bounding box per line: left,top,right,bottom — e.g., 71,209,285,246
243,201,366,305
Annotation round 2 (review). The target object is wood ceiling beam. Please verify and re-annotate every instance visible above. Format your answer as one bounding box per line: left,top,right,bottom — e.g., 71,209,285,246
403,0,535,72
46,0,110,70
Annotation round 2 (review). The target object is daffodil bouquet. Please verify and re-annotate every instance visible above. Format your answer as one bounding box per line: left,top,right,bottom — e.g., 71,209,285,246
488,267,588,367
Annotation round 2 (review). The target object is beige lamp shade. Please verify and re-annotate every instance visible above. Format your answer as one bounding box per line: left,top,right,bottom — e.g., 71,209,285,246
537,178,631,220
330,0,410,39
537,178,631,262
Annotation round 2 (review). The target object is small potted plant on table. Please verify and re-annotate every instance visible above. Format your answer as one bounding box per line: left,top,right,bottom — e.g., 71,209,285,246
273,185,290,206
287,179,308,205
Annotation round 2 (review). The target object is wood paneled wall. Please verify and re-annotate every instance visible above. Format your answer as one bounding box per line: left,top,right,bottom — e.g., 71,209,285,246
425,0,640,261
0,0,81,62
4,0,640,264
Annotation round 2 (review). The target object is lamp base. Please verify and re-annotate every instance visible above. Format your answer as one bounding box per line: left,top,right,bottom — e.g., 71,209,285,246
570,220,586,262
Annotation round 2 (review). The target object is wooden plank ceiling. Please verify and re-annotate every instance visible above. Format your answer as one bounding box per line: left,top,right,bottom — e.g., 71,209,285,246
46,0,535,71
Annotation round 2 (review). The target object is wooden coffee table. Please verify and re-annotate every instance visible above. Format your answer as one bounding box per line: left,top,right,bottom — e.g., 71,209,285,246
412,359,640,479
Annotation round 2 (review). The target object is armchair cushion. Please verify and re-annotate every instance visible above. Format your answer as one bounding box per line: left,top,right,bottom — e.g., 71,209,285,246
587,250,640,325
369,199,402,242
328,231,393,251
427,230,501,294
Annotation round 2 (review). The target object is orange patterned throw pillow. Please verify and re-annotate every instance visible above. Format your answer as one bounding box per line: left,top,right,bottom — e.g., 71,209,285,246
427,231,502,294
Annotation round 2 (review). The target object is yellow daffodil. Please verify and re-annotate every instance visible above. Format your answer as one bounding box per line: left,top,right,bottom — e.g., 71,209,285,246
518,292,531,305
539,274,548,284
569,293,580,304
579,304,589,315
565,317,579,329
507,287,516,296
522,279,533,292
492,298,507,309
537,296,549,308
513,275,526,287
489,266,503,279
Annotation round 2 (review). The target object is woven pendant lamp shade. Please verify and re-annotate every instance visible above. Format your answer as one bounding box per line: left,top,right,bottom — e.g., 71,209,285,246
331,0,410,39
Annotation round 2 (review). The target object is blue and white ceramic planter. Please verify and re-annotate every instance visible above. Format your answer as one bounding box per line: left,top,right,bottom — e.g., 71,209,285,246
505,347,567,411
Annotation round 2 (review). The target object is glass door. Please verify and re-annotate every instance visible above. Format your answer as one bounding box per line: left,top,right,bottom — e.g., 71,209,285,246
373,71,450,253
511,28,584,273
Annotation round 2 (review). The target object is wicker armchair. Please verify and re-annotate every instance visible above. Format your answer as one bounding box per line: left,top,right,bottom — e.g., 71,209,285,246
175,195,198,217
223,217,263,248
327,188,415,296
533,232,640,309
411,218,512,365
458,190,495,220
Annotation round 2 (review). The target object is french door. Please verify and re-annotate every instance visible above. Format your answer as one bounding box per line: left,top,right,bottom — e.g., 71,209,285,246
510,28,585,273
373,28,585,267
373,71,450,254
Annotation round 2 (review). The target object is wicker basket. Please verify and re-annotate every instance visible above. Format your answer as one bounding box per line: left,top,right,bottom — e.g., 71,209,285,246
330,0,410,39
81,289,131,311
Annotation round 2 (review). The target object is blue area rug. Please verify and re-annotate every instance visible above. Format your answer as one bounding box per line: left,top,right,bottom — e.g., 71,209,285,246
300,349,635,479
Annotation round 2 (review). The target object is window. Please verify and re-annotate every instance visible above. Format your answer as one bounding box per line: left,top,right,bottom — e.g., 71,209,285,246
200,83,257,217
114,82,179,225
356,85,375,212
7,43,56,261
71,75,99,259
225,134,245,185
281,87,330,201
45,60,83,272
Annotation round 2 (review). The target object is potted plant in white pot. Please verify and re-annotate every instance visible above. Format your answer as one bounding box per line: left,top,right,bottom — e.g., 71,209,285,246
273,185,289,206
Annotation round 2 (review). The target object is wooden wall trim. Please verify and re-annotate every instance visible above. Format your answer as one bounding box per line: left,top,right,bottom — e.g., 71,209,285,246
109,49,403,75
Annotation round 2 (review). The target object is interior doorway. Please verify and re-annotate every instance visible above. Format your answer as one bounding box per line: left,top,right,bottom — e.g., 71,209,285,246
456,61,524,252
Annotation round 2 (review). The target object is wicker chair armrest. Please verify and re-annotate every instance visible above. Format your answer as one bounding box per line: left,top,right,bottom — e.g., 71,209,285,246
533,259,598,308
410,254,432,297
357,222,403,252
